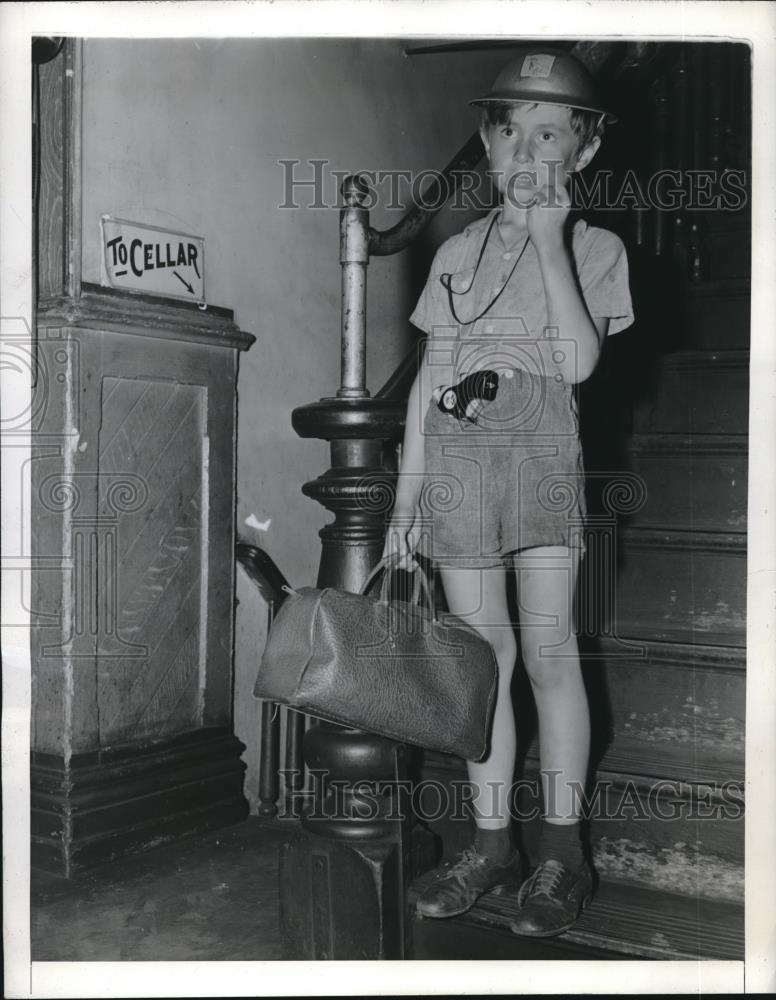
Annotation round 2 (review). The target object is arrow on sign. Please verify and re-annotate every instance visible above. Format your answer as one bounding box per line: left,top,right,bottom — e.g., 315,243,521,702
173,270,195,294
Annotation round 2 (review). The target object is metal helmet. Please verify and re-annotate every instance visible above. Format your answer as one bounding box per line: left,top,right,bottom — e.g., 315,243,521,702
470,47,616,123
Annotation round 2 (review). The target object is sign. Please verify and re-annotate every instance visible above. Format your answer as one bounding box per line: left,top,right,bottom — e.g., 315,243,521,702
100,216,206,305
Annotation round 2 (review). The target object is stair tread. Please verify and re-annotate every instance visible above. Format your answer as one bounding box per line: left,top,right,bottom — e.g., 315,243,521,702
652,347,749,362
595,634,745,669
620,525,746,546
427,731,743,787
684,276,750,298
531,735,744,786
630,430,748,444
597,740,742,784
426,736,745,787
410,874,743,960
616,623,745,649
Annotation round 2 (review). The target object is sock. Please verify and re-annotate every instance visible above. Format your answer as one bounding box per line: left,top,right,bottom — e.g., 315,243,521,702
537,821,584,868
474,825,514,862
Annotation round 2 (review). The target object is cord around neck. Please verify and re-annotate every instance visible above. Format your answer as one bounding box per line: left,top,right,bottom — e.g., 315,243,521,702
439,216,531,327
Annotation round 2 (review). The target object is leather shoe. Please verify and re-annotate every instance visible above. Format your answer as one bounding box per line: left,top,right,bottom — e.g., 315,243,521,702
509,858,593,937
416,847,522,919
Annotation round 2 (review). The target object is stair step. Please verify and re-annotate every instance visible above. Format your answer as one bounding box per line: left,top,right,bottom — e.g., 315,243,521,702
632,349,749,434
626,432,747,531
412,911,616,960
612,527,746,646
421,733,744,891
532,733,743,788
588,831,743,904
587,636,745,759
427,730,743,800
409,876,743,960
521,757,744,881
601,711,744,776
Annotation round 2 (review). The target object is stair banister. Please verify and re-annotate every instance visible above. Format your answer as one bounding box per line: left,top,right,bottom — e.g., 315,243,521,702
367,131,486,257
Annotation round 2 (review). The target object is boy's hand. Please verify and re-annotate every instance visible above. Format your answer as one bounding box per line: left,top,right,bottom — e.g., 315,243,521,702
382,509,422,571
526,179,571,250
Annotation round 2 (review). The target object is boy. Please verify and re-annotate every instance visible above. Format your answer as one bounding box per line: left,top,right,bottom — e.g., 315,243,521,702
385,48,633,937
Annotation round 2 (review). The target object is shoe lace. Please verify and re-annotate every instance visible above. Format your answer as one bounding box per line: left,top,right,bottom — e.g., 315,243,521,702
525,859,565,900
449,847,482,875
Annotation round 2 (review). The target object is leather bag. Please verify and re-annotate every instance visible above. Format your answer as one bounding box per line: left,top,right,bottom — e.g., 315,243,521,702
253,557,499,761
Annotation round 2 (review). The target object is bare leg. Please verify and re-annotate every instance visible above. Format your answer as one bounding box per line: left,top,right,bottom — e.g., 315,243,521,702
507,545,595,937
513,545,589,824
437,565,517,829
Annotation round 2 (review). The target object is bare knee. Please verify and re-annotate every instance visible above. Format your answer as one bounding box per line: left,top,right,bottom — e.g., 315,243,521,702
481,628,517,679
522,636,580,691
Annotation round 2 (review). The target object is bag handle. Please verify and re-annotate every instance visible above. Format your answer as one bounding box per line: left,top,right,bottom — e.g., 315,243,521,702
387,559,433,614
402,561,433,613
361,555,434,614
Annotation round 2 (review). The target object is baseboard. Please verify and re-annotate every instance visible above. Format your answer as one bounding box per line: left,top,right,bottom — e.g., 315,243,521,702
31,727,249,877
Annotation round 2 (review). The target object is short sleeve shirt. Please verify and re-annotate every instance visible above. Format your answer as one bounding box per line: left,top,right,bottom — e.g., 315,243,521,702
410,213,634,561
410,212,634,368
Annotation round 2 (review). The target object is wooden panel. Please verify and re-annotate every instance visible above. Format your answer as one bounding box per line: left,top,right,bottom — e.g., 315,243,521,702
37,40,81,299
591,637,745,763
31,328,102,755
614,529,746,646
30,336,75,753
604,658,744,756
200,345,238,728
628,433,747,531
632,350,749,435
31,282,251,872
31,728,248,876
96,375,206,744
38,56,65,296
89,322,239,739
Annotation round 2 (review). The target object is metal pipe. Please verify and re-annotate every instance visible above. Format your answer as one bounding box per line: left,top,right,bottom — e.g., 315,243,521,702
258,697,280,816
339,175,370,398
284,709,306,816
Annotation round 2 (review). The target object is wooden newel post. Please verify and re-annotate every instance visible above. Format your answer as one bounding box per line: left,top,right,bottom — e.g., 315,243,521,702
280,176,428,959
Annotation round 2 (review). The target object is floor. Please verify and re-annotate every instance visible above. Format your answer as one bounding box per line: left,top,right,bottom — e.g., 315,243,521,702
30,816,598,962
32,817,287,962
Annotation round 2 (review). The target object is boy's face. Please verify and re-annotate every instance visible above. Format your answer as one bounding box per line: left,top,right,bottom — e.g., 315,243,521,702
480,102,599,207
